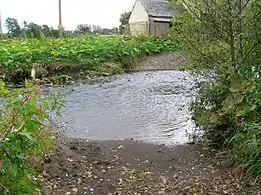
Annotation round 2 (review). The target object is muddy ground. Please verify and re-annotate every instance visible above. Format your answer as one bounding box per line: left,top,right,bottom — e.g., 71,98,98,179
43,53,260,194
134,52,187,71
43,138,260,195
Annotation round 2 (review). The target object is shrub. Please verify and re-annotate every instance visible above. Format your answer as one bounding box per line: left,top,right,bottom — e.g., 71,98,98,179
0,79,64,194
170,0,261,179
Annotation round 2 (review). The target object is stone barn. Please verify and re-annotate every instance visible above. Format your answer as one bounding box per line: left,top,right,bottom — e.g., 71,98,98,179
129,0,178,36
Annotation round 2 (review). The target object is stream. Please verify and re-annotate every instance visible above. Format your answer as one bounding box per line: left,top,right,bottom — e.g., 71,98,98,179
55,70,198,146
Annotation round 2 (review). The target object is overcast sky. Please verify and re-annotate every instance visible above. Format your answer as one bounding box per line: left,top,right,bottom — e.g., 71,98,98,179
0,0,135,32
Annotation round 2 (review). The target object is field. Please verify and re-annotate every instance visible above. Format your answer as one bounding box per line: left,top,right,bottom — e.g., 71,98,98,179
0,36,180,83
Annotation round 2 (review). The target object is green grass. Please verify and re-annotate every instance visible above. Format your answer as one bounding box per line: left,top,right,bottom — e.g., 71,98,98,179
228,123,261,180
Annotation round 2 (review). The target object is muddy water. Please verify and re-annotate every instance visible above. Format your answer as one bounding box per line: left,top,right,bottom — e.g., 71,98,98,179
55,70,198,146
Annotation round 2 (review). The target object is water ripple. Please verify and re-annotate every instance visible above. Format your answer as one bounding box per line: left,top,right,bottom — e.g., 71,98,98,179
55,70,198,146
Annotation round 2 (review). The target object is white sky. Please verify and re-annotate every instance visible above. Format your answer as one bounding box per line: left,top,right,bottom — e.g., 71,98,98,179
0,0,135,32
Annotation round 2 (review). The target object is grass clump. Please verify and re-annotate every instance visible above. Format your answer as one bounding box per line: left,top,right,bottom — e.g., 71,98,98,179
228,124,261,179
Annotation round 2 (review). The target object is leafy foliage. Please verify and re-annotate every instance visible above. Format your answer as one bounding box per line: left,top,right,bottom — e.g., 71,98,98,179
5,18,21,37
0,36,180,83
22,22,43,39
170,0,261,179
0,80,64,194
75,24,91,35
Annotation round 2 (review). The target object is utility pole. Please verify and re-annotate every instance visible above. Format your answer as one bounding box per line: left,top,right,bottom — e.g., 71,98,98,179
0,12,3,38
58,0,63,37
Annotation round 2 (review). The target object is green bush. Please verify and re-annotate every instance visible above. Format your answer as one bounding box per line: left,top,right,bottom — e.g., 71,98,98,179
170,0,261,179
191,71,261,147
0,80,64,194
0,36,180,83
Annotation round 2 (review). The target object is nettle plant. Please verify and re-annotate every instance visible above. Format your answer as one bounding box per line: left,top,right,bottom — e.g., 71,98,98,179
0,80,64,194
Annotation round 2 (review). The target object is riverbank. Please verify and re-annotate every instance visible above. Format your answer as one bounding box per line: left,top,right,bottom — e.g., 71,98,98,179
42,54,260,194
43,137,260,194
0,36,180,85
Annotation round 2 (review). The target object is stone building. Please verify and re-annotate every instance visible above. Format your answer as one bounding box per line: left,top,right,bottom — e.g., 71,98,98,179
129,0,178,36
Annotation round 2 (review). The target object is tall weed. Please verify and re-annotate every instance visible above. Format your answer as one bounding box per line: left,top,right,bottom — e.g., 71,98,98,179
0,80,64,194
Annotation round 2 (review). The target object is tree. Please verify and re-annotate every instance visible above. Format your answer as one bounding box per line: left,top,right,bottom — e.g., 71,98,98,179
170,0,261,178
170,0,261,143
49,27,59,38
111,27,119,34
23,22,42,38
75,24,91,35
5,17,21,37
42,24,52,37
171,0,261,72
119,12,131,34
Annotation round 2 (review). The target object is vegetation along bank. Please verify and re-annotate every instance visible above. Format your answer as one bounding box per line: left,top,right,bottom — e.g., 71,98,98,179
0,36,180,84
170,0,261,182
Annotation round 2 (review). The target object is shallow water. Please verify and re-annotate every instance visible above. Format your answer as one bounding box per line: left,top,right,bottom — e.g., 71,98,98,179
55,71,198,146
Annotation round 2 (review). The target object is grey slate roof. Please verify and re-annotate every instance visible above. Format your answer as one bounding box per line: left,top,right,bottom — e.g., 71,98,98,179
139,0,178,18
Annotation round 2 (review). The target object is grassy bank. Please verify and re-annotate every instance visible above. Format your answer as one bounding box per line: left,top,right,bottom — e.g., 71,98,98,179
0,36,180,84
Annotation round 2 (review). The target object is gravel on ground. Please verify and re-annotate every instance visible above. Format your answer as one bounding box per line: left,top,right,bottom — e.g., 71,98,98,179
43,138,260,195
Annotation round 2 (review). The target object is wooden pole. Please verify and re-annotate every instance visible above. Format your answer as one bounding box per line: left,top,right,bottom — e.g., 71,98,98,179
0,12,3,38
58,0,63,37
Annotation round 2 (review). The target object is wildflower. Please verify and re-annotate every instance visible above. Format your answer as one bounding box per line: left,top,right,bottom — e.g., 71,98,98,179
28,156,37,166
32,176,38,181
24,94,31,102
38,86,45,94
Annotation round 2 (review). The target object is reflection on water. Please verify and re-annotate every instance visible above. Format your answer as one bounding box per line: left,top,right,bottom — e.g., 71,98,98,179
55,71,198,146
